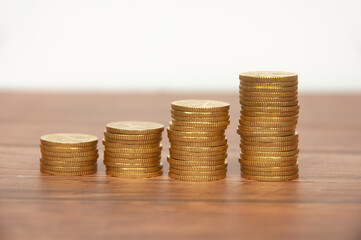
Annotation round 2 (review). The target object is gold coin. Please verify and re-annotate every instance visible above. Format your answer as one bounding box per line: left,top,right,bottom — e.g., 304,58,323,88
40,163,97,172
106,164,163,173
106,121,164,135
238,125,297,132
241,105,300,113
239,71,298,82
104,146,162,153
240,99,299,107
104,155,161,163
239,120,297,128
171,119,230,128
240,80,298,87
240,115,298,122
105,170,163,178
40,149,98,158
241,110,299,117
238,129,296,137
170,144,228,152
168,135,226,143
241,172,299,182
104,160,160,168
167,128,225,137
169,148,227,157
40,168,97,176
171,109,229,117
241,139,298,147
239,90,298,98
241,133,299,143
241,168,299,176
241,164,298,172
167,156,226,166
170,139,227,147
39,144,97,153
240,144,298,152
103,136,162,144
104,150,160,159
171,163,227,171
238,124,297,131
176,135,225,142
240,94,298,102
40,154,99,162
241,148,299,157
102,139,160,149
168,134,225,142
172,114,230,122
171,99,230,112
40,158,97,167
241,154,298,162
169,123,227,132
104,131,162,141
169,168,227,176
169,172,226,181
239,85,298,93
239,159,298,167
168,154,227,162
40,133,98,147
241,148,300,157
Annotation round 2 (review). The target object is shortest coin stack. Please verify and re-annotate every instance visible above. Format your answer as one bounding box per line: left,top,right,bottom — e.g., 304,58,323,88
168,100,230,181
103,121,164,179
39,133,98,176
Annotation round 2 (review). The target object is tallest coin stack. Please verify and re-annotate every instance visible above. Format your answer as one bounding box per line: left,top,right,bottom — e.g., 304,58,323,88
238,71,300,181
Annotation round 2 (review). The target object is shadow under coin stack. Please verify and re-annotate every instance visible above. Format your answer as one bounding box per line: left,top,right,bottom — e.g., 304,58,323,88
168,100,230,181
39,133,98,176
238,71,300,181
103,121,164,178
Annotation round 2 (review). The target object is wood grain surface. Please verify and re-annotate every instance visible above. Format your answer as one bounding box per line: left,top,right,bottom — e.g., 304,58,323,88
0,92,360,240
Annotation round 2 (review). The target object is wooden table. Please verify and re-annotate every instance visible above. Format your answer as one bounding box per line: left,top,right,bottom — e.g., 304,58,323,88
0,92,360,240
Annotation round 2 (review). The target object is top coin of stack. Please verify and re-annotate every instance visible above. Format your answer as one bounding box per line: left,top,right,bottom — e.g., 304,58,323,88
238,71,299,182
39,133,98,176
103,121,164,178
168,100,230,181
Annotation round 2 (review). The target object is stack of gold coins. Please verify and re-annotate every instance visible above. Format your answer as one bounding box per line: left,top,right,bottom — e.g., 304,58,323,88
103,121,164,178
238,71,299,182
39,133,98,176
167,100,230,181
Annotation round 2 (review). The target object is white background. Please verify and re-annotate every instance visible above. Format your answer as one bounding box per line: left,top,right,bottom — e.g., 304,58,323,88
1,0,360,92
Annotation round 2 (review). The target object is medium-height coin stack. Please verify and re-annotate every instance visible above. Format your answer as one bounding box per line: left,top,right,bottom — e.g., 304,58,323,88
238,71,299,182
103,121,164,178
39,133,98,176
167,100,230,181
